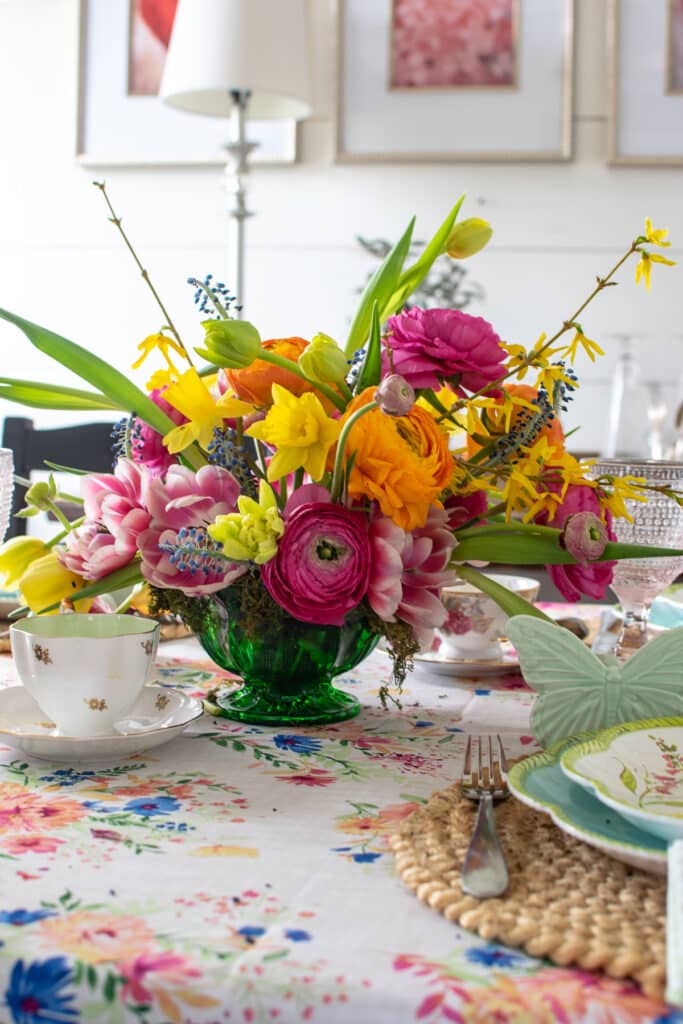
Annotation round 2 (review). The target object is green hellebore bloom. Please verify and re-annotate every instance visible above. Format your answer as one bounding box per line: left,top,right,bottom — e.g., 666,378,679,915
445,217,493,259
298,333,349,385
196,319,262,369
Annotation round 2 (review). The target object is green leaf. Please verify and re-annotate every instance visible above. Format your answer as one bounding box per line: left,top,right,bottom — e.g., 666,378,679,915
382,197,465,318
353,301,382,393
619,764,637,794
344,218,415,357
86,965,97,990
454,565,555,622
0,378,122,412
603,541,683,560
36,562,145,614
0,309,175,437
453,530,683,566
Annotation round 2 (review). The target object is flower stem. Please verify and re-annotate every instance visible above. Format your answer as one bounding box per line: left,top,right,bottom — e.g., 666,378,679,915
330,401,378,502
93,181,193,366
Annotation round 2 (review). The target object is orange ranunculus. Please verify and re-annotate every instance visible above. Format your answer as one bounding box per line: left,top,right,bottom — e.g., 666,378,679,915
338,387,452,531
225,336,337,411
467,383,565,458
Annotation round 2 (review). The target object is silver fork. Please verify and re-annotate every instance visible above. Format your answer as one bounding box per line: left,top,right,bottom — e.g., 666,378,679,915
460,734,510,899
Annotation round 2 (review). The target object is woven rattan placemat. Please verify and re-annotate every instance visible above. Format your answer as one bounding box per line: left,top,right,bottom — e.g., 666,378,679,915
390,784,666,999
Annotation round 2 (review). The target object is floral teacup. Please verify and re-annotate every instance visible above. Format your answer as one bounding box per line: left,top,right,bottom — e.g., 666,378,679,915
10,614,159,736
438,574,540,660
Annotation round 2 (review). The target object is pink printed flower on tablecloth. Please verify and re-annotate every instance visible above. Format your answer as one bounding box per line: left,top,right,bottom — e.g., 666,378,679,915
120,951,203,1005
262,494,371,627
0,784,85,834
368,507,456,647
383,307,507,393
131,388,186,478
38,910,157,964
274,769,337,787
59,520,143,581
2,834,65,854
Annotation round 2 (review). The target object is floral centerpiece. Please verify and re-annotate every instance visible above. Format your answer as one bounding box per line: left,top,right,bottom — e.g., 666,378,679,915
0,185,678,724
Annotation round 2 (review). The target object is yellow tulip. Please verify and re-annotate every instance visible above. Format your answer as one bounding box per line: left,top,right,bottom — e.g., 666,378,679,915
19,551,92,614
445,217,493,259
0,536,47,591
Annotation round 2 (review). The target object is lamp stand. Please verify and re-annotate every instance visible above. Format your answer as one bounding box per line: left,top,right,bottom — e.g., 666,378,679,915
223,90,257,316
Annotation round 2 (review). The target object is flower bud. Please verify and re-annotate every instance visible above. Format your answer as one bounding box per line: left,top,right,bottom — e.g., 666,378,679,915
375,374,415,416
298,333,349,384
197,319,262,369
0,536,47,590
560,511,608,566
445,218,493,259
24,476,58,512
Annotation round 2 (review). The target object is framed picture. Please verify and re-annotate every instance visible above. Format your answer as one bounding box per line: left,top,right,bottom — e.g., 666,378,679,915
608,0,683,165
336,0,575,163
76,0,297,167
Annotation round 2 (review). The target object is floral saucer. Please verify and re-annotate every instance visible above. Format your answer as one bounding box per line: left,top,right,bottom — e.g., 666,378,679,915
561,718,683,842
508,734,667,875
413,641,520,678
0,684,203,762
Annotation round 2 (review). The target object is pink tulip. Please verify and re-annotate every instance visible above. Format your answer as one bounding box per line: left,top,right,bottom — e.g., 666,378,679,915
60,520,140,581
143,464,241,531
138,522,245,596
82,458,147,536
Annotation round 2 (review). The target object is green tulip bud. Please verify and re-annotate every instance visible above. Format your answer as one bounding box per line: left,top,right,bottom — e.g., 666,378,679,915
197,319,262,369
298,333,349,384
24,475,58,512
445,218,493,259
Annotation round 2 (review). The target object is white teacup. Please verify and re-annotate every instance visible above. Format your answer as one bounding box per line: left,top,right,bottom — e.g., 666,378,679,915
10,614,160,736
438,574,540,660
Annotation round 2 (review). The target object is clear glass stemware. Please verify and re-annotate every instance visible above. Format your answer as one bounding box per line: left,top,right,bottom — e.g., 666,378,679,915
588,459,683,659
0,449,13,543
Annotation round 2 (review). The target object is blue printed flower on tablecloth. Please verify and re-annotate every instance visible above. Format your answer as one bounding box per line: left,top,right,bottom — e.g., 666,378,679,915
0,910,56,927
466,944,531,969
273,734,323,755
123,796,181,817
4,956,77,1024
38,769,97,787
284,929,311,942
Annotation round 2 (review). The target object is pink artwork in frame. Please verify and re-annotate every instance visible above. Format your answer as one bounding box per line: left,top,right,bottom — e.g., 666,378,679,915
129,0,178,96
390,0,518,90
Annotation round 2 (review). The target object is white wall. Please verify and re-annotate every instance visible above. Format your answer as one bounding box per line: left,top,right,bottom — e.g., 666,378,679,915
0,0,682,453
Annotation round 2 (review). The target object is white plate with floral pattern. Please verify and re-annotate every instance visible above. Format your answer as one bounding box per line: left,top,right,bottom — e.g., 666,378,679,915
413,640,520,678
0,684,203,762
561,718,683,842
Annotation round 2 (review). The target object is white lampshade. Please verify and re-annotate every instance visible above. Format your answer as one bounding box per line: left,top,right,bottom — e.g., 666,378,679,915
160,0,312,121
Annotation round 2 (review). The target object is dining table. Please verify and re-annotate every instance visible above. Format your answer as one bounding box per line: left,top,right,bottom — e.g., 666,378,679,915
0,602,678,1024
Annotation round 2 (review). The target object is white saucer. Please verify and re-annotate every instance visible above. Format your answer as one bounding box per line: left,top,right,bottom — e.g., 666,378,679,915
0,685,203,762
413,641,520,678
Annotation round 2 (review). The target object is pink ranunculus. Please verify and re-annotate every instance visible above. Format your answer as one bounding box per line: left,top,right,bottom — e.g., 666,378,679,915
138,523,246,597
143,464,241,532
443,490,488,530
131,389,186,479
82,458,147,536
537,483,616,602
368,507,457,647
384,307,507,394
59,520,141,581
262,501,371,626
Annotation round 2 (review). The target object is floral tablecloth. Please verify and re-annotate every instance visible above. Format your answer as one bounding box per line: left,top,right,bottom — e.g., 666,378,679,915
0,607,678,1024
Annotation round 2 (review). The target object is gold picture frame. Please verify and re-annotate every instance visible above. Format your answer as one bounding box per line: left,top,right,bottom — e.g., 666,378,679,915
608,0,683,165
336,0,575,163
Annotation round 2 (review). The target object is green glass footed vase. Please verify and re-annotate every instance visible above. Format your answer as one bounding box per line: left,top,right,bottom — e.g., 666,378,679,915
197,589,379,725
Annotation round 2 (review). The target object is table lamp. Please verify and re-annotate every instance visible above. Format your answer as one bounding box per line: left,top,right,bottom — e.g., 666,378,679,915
160,0,312,311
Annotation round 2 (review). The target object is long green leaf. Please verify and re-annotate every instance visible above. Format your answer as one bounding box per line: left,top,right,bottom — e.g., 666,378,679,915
0,309,175,437
453,529,683,566
344,218,415,357
36,562,145,614
354,301,383,393
382,196,465,319
0,378,122,411
455,564,554,622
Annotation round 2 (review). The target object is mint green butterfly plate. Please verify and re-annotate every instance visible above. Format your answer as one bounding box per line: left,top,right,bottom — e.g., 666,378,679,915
506,616,683,748
507,735,667,875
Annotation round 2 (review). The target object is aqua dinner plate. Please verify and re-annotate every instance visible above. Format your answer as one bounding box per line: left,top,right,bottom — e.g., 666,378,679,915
508,734,667,875
561,717,683,843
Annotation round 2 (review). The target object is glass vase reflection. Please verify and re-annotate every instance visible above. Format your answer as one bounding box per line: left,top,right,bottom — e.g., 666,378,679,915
198,589,378,725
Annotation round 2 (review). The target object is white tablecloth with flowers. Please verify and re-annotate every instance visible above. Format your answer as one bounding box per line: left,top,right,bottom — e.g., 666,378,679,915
0,607,677,1024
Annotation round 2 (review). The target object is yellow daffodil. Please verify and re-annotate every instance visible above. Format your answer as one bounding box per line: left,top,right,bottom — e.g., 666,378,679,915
558,329,604,364
131,332,187,371
18,551,92,614
161,368,254,453
145,367,178,392
209,481,284,564
246,383,341,482
635,250,676,292
0,536,47,590
643,217,671,248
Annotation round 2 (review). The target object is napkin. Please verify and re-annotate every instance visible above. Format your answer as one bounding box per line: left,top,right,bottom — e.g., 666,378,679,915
668,839,683,1007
